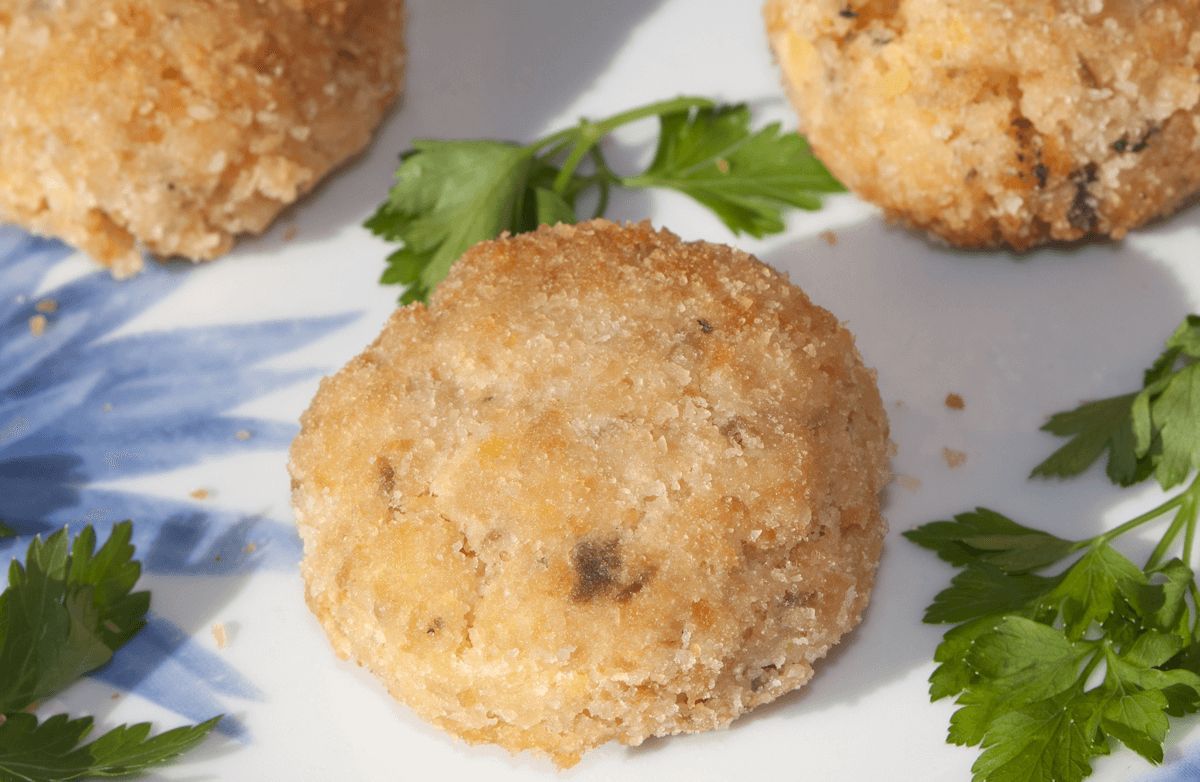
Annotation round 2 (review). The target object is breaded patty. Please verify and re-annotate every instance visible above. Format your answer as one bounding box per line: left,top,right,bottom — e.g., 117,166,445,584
0,0,405,276
766,0,1200,250
289,220,891,766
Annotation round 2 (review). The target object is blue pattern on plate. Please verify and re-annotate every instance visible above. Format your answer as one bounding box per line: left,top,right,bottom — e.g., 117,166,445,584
1141,746,1200,781
0,227,352,735
1147,761,1200,781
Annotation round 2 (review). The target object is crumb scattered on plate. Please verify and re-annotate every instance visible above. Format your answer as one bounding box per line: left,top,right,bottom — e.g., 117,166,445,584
943,447,968,469
945,392,965,410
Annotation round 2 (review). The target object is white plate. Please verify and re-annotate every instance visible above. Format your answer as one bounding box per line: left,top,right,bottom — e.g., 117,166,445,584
5,1,1200,780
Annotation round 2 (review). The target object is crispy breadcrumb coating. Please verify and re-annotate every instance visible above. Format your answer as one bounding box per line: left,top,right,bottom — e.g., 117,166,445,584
290,220,891,766
766,0,1200,250
0,0,405,275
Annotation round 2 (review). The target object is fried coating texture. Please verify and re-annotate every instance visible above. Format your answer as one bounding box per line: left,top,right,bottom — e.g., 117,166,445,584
765,0,1200,250
0,0,405,276
289,220,890,766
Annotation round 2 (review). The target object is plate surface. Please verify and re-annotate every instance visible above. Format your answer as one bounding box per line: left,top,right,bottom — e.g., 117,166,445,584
5,1,1200,780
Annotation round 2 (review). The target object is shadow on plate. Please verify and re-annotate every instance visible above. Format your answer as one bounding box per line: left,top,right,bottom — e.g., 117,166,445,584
0,226,344,738
255,0,669,252
720,210,1195,734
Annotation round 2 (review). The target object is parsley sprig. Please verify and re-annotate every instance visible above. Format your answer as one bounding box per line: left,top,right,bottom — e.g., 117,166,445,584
366,96,843,303
1032,315,1200,488
0,523,218,781
907,314,1200,782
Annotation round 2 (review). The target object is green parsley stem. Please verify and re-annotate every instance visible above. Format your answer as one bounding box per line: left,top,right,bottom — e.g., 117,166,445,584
589,96,715,136
1087,491,1189,549
527,96,717,195
1182,492,1198,565
1191,579,1200,636
535,136,576,161
528,96,714,154
527,127,577,156
1145,508,1189,571
553,121,603,194
589,148,612,219
1118,473,1200,571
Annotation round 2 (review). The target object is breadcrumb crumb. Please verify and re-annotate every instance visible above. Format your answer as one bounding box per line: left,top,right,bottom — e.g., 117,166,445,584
943,448,968,469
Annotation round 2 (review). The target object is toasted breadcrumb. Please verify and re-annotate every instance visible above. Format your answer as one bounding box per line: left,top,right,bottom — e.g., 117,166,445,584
290,220,891,767
0,0,405,274
34,298,58,314
189,488,210,501
943,448,968,469
27,314,46,336
234,429,252,441
819,229,838,246
212,623,228,649
945,393,965,410
766,0,1200,249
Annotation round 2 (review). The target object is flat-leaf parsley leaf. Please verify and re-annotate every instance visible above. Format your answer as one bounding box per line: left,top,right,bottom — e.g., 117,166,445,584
0,523,219,781
366,96,842,303
1032,315,1200,489
907,314,1200,782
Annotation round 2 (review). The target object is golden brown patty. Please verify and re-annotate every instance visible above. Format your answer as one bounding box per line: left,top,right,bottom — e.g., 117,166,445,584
0,0,405,275
289,220,891,766
766,0,1200,250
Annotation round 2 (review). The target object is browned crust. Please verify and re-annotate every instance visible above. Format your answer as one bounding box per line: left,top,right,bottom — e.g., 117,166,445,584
765,0,1200,250
289,220,891,766
0,0,405,275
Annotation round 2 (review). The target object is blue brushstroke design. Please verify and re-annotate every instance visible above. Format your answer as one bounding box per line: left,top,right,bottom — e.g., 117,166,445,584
0,225,355,736
1141,744,1200,781
93,615,259,738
